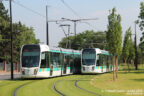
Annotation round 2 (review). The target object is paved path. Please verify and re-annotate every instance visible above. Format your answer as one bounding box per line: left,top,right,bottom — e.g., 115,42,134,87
0,73,21,80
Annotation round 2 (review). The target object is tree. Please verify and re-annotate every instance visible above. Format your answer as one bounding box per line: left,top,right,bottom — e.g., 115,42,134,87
122,28,131,70
0,2,40,63
137,47,143,64
58,30,106,50
128,37,135,67
0,2,10,62
122,27,135,71
12,22,40,63
106,8,122,80
138,2,144,69
139,42,144,64
139,2,144,32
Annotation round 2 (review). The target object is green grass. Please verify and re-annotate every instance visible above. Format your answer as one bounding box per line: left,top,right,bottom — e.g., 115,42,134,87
17,78,59,96
55,75,96,96
18,75,96,96
90,64,144,96
0,64,144,96
0,79,33,96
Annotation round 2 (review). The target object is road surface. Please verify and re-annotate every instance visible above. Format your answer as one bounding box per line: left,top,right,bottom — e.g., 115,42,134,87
0,74,21,80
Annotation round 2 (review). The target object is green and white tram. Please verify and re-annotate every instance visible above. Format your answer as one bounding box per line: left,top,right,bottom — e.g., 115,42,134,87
81,48,113,73
20,44,81,78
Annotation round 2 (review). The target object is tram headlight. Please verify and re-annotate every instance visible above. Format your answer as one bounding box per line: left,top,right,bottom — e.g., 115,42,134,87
83,67,85,71
92,66,95,71
22,69,25,75
34,68,38,75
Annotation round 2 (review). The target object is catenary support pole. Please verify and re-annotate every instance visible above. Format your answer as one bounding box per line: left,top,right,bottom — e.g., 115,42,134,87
10,0,13,80
46,5,49,45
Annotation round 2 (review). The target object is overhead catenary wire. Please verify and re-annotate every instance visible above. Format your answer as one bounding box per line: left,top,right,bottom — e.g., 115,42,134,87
13,1,46,18
12,1,61,23
60,0,81,18
59,25,68,38
61,17,98,37
60,0,99,30
13,0,99,39
13,0,98,31
79,21,97,30
59,24,71,48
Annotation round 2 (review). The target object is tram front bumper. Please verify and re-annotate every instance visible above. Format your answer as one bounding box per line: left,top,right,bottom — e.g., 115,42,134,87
82,66,95,73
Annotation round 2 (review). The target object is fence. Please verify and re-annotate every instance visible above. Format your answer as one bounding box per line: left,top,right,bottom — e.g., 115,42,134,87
0,62,20,72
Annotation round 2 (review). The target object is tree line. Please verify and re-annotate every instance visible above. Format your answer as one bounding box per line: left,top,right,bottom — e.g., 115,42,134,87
59,2,144,68
59,2,144,80
58,30,106,50
0,2,39,64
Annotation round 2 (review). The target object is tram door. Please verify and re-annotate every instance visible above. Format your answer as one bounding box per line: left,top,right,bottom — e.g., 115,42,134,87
70,54,74,73
63,63,66,74
50,52,53,76
50,64,53,76
106,56,109,72
63,55,67,74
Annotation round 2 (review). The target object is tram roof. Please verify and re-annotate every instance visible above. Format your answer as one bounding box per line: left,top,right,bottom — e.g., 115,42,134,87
40,44,49,52
22,44,80,54
49,47,80,54
82,48,112,55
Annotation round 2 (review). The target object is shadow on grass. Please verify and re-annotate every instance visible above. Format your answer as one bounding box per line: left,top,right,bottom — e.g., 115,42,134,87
118,69,144,74
6,74,74,81
119,71,144,74
66,80,90,82
131,78,144,82
6,78,47,81
78,73,102,75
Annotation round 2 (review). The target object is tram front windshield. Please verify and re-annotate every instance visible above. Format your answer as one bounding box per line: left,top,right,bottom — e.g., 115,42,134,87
82,49,96,66
22,45,40,67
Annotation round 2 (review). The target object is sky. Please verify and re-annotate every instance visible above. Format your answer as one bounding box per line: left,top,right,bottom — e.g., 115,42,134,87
3,0,144,47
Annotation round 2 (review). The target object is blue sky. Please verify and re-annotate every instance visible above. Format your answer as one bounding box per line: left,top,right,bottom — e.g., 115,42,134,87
3,0,144,46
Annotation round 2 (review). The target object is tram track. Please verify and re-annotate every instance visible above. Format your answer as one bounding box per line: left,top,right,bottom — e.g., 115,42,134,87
74,78,102,96
53,80,66,96
13,81,35,96
53,76,102,96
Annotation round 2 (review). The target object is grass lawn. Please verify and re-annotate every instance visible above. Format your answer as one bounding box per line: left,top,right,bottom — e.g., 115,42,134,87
0,79,32,96
17,75,96,96
0,64,143,96
89,64,144,96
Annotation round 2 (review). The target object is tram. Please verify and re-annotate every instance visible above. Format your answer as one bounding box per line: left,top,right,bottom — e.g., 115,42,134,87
20,44,81,78
81,48,115,73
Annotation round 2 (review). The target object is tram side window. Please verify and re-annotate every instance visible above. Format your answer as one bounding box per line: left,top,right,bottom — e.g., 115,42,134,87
109,56,113,65
70,54,74,66
97,54,103,66
56,53,61,67
50,52,61,68
64,54,71,67
40,52,49,68
106,55,109,66
108,56,112,65
74,54,77,65
103,55,107,66
97,54,108,66
97,55,100,66
74,54,81,66
60,53,64,66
